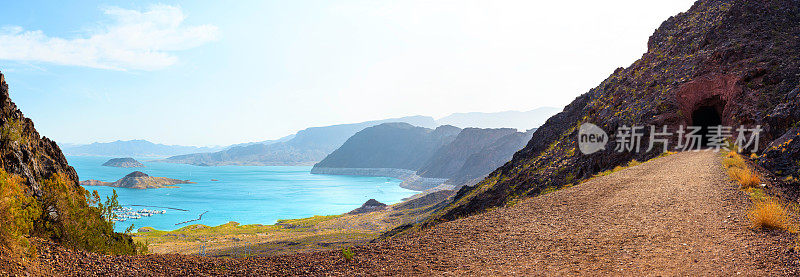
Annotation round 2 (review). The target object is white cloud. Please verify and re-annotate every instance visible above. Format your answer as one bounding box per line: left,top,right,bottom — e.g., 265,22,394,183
0,4,219,70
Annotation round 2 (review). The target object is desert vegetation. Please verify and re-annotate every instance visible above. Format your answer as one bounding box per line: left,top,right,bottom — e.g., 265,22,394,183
0,118,27,144
723,151,761,189
748,198,796,232
38,173,143,255
133,197,443,257
0,169,145,258
0,169,41,262
723,151,798,232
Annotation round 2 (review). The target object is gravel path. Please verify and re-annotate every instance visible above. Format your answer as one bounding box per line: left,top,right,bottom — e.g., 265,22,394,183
34,151,800,276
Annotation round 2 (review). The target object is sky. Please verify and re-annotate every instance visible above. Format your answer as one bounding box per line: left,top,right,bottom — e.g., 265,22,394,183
0,0,696,146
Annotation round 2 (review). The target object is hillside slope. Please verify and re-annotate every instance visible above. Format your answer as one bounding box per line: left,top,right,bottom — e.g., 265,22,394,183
416,128,520,179
447,129,536,186
36,151,800,275
312,124,533,191
428,0,800,224
313,123,461,170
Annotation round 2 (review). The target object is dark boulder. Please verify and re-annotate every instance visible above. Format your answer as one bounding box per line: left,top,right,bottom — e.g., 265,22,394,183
347,199,388,215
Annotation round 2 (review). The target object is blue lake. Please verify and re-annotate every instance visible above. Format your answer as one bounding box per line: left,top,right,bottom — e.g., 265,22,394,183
66,156,417,232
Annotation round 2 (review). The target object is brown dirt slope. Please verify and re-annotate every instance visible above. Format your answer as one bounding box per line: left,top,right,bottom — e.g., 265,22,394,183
36,151,800,276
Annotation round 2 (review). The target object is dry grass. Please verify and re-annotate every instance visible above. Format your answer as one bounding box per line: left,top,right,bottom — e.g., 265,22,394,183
729,167,761,189
723,151,799,233
748,198,796,232
593,159,644,178
626,160,642,167
722,151,746,169
722,151,761,189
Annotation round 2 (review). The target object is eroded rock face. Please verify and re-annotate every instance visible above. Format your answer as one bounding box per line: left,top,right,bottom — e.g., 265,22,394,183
760,85,800,176
425,0,800,226
0,71,139,255
0,71,80,219
677,73,742,126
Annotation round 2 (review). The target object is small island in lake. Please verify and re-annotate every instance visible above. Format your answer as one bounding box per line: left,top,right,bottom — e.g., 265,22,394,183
102,157,144,168
80,171,194,189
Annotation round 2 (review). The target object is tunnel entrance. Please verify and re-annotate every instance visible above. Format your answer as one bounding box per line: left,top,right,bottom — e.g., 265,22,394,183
691,106,722,148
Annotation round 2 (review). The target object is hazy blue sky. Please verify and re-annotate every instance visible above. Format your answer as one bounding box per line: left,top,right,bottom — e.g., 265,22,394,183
0,0,695,146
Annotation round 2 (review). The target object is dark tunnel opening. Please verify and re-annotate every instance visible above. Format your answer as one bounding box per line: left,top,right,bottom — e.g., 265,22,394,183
692,106,723,148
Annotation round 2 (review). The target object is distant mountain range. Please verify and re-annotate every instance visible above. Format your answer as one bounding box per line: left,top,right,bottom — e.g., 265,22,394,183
435,107,559,131
60,140,225,158
311,123,534,191
223,134,296,149
160,116,437,166
64,108,555,164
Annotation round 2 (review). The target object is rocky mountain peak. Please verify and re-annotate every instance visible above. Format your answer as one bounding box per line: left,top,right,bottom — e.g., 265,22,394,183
125,171,149,178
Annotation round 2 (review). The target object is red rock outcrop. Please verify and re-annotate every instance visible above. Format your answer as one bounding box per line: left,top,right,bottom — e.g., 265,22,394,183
677,73,742,126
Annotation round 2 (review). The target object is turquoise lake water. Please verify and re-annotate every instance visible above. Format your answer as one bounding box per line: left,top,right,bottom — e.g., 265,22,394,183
66,156,417,232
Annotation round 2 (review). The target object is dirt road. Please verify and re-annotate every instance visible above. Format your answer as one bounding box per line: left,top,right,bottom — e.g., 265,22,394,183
37,151,800,276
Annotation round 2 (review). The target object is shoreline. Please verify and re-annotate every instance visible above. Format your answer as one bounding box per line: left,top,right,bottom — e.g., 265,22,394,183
310,167,449,191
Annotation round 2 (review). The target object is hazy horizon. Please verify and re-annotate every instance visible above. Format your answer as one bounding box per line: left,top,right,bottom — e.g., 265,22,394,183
0,1,695,146
58,107,556,147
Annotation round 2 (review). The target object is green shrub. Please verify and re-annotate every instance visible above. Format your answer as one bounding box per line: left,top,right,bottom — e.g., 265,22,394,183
1,119,26,144
38,173,138,255
0,169,41,257
341,247,354,262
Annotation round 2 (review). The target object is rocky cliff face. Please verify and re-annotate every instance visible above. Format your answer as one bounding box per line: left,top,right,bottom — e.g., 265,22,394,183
0,72,79,207
447,129,535,186
0,71,135,254
417,128,520,179
426,0,800,225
